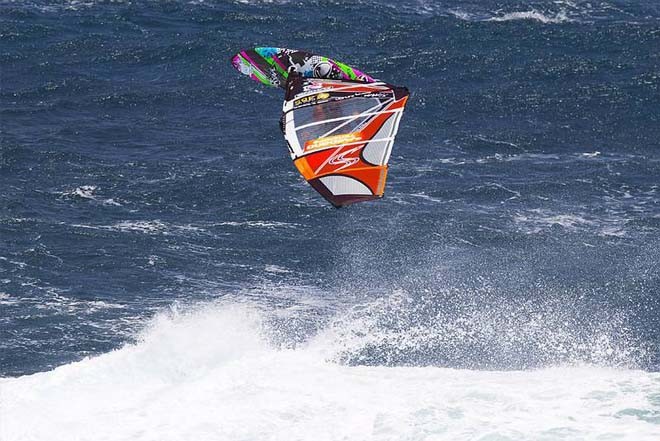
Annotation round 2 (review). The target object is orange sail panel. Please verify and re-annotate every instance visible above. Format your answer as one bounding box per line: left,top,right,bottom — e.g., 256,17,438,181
282,75,409,207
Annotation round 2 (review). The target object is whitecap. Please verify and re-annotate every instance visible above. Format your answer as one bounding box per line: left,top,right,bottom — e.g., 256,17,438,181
59,185,97,200
488,10,573,24
264,264,292,274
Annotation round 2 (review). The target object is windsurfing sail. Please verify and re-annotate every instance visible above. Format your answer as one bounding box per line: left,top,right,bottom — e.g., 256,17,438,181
232,47,375,88
281,74,409,207
231,46,409,207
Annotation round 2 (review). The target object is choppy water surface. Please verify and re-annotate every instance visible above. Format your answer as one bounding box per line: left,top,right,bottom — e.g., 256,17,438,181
1,1,659,440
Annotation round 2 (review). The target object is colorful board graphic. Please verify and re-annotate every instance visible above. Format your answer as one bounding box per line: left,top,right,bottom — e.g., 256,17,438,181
231,47,375,89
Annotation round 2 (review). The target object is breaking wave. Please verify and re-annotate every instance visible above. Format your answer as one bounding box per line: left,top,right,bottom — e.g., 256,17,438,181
1,298,659,441
314,290,647,369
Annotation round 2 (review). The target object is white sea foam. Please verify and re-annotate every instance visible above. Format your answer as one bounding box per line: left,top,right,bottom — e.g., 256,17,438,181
488,10,572,24
70,220,206,235
112,220,170,234
514,209,629,237
0,292,17,305
102,198,122,206
214,220,301,229
0,256,27,269
408,192,445,203
264,264,292,274
69,185,97,199
234,0,292,5
398,1,580,24
57,185,123,206
447,9,475,21
16,288,128,315
515,212,595,231
1,300,658,441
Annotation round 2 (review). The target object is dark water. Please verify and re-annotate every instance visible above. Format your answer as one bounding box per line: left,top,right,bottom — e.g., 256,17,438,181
1,0,659,377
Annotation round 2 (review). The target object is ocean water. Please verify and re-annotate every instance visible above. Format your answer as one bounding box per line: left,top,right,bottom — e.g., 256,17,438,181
1,0,660,440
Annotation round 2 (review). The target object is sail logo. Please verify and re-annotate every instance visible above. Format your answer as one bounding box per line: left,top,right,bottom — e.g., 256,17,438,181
305,132,362,152
327,147,361,169
313,145,363,175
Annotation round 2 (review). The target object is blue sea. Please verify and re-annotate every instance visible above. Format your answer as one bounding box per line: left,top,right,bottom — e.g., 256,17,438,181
1,1,660,439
